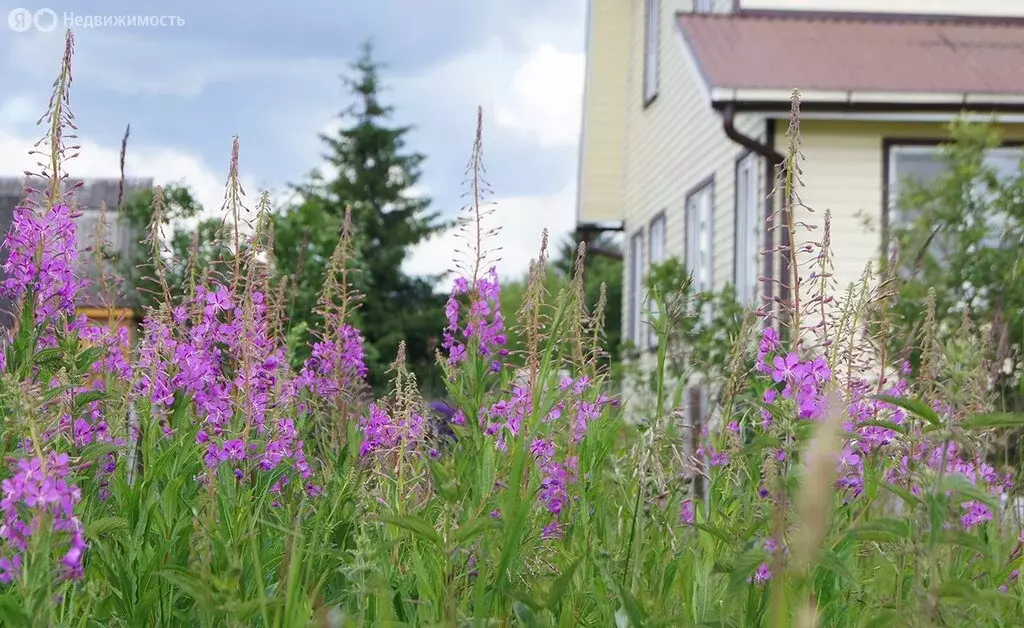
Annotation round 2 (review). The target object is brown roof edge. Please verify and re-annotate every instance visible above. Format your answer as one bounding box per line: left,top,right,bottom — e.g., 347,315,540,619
713,100,1024,115
677,12,1024,98
732,8,1024,26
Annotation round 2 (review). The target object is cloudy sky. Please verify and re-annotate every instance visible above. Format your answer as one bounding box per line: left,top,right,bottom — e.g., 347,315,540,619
0,0,588,288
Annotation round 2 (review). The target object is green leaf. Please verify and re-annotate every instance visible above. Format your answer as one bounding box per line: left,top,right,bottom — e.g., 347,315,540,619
74,389,108,411
872,394,941,426
74,345,107,373
816,547,859,592
939,475,998,509
86,516,129,538
513,601,540,627
961,412,1024,430
879,482,921,509
599,561,647,627
33,347,64,368
726,547,769,593
845,420,908,437
546,556,583,610
932,578,979,600
695,523,732,545
379,514,442,547
845,518,913,544
453,515,500,545
157,567,213,610
940,529,991,558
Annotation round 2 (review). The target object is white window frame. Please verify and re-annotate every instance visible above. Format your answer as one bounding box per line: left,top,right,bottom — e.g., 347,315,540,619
647,212,667,349
888,143,1022,251
734,153,760,305
643,0,659,105
628,230,645,347
686,182,714,297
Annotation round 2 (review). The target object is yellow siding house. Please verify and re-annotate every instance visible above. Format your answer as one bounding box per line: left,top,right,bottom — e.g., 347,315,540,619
577,0,1024,348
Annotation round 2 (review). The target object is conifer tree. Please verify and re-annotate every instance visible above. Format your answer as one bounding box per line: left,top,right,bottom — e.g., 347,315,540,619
274,41,447,393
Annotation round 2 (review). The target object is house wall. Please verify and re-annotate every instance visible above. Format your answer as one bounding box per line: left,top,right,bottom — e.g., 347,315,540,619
737,0,1024,17
620,0,765,333
606,0,767,422
576,0,632,225
771,118,1024,306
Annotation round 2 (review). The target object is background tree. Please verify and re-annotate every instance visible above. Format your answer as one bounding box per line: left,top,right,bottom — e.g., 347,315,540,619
118,183,208,311
273,41,448,394
889,118,1024,412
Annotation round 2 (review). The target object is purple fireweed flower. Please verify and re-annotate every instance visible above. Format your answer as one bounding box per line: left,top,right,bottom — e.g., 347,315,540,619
697,446,729,467
442,266,508,367
754,326,1015,531
0,451,86,582
960,501,993,529
749,563,772,585
541,521,563,540
358,404,426,457
680,499,695,526
134,283,319,495
295,324,367,404
1,204,81,325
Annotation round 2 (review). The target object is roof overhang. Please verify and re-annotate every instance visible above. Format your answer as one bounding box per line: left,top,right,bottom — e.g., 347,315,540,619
676,11,1024,117
710,88,1024,115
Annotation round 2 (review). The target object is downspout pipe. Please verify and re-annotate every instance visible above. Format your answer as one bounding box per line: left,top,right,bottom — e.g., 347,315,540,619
720,103,789,320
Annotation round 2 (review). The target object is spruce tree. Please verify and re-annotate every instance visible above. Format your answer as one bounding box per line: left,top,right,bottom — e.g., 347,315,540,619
274,41,448,393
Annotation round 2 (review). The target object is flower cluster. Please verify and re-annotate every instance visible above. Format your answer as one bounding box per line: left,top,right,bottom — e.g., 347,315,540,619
530,438,578,539
295,323,367,405
442,267,508,370
358,403,426,458
756,329,831,424
133,283,319,494
484,386,531,450
752,327,1014,535
0,452,86,582
553,375,617,443
0,204,80,325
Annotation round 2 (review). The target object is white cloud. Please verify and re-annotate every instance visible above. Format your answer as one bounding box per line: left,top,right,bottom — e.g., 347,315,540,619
494,44,585,149
0,93,39,126
7,30,340,98
0,121,259,223
404,181,576,292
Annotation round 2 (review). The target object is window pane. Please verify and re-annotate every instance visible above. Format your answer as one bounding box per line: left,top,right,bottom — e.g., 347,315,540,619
735,154,759,304
644,0,659,101
890,145,1022,250
890,148,944,230
650,215,666,264
685,184,714,321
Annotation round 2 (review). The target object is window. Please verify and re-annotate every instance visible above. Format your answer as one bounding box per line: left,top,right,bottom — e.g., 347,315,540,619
888,143,1023,251
628,231,645,347
643,0,659,105
694,0,713,12
648,213,667,348
686,182,714,297
734,153,761,305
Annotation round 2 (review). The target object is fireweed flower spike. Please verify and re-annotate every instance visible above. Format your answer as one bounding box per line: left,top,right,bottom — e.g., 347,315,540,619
0,452,86,582
0,204,81,326
442,266,508,370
